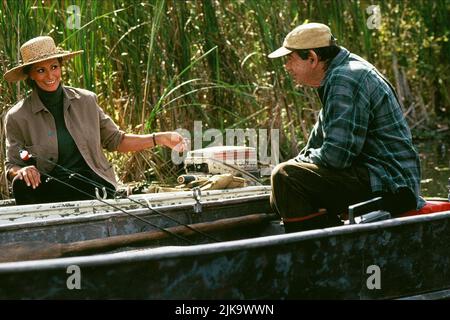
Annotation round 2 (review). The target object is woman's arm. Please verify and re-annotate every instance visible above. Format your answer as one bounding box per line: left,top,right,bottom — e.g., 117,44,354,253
116,132,187,153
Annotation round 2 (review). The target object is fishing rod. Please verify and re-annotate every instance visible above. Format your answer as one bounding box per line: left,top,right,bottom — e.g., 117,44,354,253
20,150,220,242
18,150,220,244
20,150,114,198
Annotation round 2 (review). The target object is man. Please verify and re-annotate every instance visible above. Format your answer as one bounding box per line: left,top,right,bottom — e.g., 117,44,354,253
268,23,424,233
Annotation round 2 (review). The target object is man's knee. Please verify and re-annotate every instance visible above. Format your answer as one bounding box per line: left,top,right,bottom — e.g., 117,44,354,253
271,161,315,185
270,161,315,210
271,162,288,184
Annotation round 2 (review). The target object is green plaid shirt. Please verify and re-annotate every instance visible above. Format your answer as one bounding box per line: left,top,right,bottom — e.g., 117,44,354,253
296,47,425,208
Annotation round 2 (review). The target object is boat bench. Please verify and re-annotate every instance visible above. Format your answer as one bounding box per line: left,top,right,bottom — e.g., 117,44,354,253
399,201,450,217
346,198,450,225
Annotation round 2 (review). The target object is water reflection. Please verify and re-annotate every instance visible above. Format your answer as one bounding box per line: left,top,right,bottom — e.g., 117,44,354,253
416,137,449,198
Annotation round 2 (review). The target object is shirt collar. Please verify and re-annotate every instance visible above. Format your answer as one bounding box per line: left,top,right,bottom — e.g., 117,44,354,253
30,85,80,113
320,46,350,87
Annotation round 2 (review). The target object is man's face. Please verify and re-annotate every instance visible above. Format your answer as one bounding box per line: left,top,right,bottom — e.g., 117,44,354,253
284,51,317,87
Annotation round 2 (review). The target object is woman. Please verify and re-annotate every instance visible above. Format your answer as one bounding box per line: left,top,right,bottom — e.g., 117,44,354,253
3,36,187,205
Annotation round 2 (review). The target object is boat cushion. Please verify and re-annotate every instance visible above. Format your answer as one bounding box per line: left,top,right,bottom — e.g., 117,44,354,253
398,201,450,217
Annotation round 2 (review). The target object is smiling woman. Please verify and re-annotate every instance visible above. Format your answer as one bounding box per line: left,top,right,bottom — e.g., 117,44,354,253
24,58,62,92
3,36,187,205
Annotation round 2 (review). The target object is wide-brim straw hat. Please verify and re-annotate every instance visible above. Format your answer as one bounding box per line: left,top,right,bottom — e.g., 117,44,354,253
3,36,83,82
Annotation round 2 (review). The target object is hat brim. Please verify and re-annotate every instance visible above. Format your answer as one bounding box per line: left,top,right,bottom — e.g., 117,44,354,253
3,50,84,82
268,46,292,59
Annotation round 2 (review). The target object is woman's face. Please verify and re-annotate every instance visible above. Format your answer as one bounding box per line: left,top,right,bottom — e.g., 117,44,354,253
28,58,61,92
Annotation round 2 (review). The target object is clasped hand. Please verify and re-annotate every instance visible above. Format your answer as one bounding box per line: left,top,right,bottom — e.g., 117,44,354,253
14,166,41,189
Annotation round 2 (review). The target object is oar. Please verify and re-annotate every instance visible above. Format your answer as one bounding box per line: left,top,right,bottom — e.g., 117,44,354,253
0,213,278,263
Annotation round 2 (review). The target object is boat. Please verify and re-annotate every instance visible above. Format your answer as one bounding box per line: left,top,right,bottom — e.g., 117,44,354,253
0,185,272,254
0,181,449,299
0,185,271,226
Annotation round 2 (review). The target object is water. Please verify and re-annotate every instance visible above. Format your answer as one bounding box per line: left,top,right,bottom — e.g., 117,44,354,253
416,137,449,199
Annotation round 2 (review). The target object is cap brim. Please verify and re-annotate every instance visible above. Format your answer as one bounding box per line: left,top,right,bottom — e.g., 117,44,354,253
268,47,292,59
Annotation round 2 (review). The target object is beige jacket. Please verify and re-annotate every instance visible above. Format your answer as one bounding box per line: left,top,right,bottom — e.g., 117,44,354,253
4,86,125,187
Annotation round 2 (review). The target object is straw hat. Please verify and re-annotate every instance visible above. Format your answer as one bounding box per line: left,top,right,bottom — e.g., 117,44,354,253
268,23,336,58
3,36,83,82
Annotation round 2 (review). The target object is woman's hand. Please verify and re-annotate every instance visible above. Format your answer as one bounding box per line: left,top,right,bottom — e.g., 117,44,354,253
13,166,41,189
158,132,189,152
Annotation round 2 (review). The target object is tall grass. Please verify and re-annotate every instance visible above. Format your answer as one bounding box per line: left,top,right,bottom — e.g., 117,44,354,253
0,0,449,199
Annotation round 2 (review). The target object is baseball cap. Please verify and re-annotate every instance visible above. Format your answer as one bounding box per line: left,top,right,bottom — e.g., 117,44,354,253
268,23,336,58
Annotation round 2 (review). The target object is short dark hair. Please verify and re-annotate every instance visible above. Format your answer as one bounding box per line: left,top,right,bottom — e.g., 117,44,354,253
22,57,63,89
295,45,341,71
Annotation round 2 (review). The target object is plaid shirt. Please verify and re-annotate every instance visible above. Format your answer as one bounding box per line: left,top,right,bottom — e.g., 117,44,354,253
296,47,425,209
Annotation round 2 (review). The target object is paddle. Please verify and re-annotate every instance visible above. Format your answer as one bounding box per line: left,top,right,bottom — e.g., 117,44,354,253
0,213,278,263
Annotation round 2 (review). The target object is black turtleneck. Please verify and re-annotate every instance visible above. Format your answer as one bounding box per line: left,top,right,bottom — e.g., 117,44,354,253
36,84,90,179
36,82,64,111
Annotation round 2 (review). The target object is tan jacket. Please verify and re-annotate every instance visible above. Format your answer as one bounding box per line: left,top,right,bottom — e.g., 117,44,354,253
4,86,125,187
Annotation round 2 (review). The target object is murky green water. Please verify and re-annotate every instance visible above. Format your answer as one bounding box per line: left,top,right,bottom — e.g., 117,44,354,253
417,138,449,199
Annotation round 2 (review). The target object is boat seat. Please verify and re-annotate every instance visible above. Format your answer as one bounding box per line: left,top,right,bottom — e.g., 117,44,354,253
397,201,450,217
344,198,450,224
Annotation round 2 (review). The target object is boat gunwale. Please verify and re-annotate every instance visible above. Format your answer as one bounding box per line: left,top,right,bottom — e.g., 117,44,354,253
1,209,449,273
0,186,271,215
0,193,270,231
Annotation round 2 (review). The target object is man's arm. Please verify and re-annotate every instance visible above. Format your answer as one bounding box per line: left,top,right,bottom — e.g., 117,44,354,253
300,75,370,168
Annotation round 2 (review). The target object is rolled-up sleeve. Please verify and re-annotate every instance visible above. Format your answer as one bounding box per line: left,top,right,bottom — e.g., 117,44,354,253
98,107,125,151
92,95,125,152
